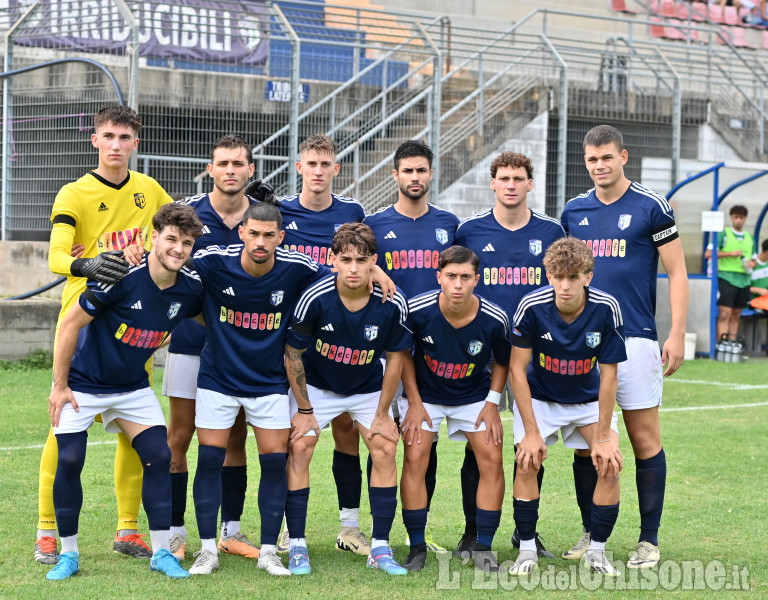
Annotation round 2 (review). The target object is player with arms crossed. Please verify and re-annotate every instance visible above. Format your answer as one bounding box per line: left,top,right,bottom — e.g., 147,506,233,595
278,134,372,556
46,203,204,581
283,223,412,575
39,105,173,564
399,246,510,573
161,135,275,562
508,237,626,576
561,125,689,568
454,151,563,558
365,140,460,552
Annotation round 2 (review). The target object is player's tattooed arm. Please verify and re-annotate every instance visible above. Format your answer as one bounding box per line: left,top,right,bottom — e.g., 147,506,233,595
286,343,320,443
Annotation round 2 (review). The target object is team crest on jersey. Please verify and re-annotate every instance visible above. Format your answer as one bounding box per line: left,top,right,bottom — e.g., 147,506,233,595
167,302,182,319
364,325,379,341
618,214,632,230
270,290,284,306
586,332,601,348
529,239,542,256
134,193,146,209
435,228,449,245
467,340,483,356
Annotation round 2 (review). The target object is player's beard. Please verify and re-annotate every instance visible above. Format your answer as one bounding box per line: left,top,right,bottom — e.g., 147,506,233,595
399,180,429,201
155,249,185,273
247,246,272,264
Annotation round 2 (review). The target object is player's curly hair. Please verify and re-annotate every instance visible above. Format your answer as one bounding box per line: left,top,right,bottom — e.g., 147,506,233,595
299,134,338,157
153,203,204,238
730,204,748,217
438,245,479,273
543,237,594,278
394,139,433,170
583,124,624,151
211,134,253,165
331,223,377,257
490,152,533,179
94,105,142,134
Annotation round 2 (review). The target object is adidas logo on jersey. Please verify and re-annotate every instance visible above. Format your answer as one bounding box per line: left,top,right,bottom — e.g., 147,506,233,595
321,323,335,331
541,332,553,340
384,231,397,239
482,243,495,252
201,225,211,235
285,221,298,230
579,218,589,226
131,301,143,310
422,336,434,344
98,202,109,212
222,287,235,296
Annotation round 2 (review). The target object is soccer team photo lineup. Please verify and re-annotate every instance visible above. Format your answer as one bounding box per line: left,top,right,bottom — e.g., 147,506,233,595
6,102,762,592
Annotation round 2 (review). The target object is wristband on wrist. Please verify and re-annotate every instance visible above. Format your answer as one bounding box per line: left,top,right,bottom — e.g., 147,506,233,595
595,438,611,443
485,390,502,406
297,407,314,414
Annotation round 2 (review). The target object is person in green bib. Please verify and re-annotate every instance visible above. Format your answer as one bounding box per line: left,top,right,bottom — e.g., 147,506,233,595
705,205,757,341
750,239,768,302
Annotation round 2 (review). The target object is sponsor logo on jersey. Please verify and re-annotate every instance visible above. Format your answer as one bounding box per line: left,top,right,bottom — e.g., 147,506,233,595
321,323,335,331
618,214,632,230
270,290,284,306
201,225,211,235
467,340,483,356
586,239,626,258
421,336,434,344
114,323,168,349
579,217,589,226
529,239,542,256
97,226,150,251
316,339,376,365
167,302,182,319
223,286,235,296
483,266,542,286
384,231,397,239
424,354,476,379
364,325,379,341
541,332,552,340
482,243,495,252
285,244,331,265
435,228,449,245
98,202,109,212
134,193,146,209
285,221,298,230
131,300,143,310
220,306,281,330
538,353,597,375
586,331,601,348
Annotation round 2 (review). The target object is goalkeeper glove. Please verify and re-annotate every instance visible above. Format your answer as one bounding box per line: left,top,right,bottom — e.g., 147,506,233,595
70,250,129,284
245,179,279,206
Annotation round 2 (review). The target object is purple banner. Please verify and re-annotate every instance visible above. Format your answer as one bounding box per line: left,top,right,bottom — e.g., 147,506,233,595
12,0,269,65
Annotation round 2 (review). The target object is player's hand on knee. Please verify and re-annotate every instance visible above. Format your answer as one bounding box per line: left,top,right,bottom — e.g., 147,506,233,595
476,402,503,445
70,250,130,283
290,412,320,444
591,434,623,478
49,386,78,427
400,403,431,446
369,414,399,445
70,243,85,259
516,433,547,473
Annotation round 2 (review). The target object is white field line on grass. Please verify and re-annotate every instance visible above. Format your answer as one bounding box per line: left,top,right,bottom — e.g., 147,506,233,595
0,440,117,452
665,378,768,390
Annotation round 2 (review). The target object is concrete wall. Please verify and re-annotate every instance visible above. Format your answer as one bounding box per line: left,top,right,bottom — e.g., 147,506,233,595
0,241,63,300
0,299,59,360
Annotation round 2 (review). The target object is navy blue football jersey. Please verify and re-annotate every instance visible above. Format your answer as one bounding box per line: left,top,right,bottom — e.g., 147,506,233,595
70,255,202,393
287,275,412,395
280,193,365,266
169,193,262,356
364,204,459,298
561,182,678,340
455,208,564,318
408,291,511,406
193,246,330,396
511,286,627,405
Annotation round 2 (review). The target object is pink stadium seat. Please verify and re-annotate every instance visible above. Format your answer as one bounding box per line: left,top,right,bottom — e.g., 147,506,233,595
676,2,691,20
664,19,689,40
708,4,725,23
729,25,752,47
691,2,707,21
723,5,739,25
649,16,668,38
661,0,676,18
763,29,768,49
610,0,637,14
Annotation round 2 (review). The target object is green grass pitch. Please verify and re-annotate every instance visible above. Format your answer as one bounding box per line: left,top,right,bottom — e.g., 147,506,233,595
0,358,766,599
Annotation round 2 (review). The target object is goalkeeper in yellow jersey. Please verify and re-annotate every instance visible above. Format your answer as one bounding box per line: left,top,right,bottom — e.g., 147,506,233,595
36,105,172,564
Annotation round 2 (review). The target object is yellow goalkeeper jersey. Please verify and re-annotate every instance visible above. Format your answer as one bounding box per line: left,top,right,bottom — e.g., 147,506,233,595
50,170,173,324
